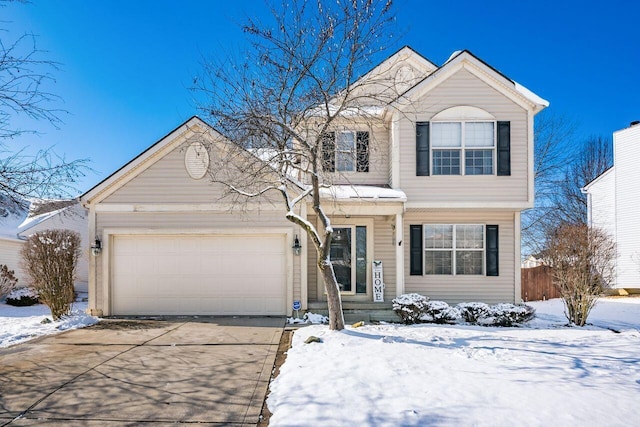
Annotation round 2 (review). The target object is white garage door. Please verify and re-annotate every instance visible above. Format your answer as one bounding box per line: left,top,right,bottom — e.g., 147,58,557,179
111,234,287,315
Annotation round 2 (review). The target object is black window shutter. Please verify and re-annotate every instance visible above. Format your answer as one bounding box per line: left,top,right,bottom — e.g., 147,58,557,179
416,122,430,176
321,132,335,172
410,225,423,275
497,121,511,176
356,131,369,172
486,225,499,276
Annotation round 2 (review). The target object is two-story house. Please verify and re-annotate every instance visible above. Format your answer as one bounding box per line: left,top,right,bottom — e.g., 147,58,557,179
583,122,640,293
80,47,547,318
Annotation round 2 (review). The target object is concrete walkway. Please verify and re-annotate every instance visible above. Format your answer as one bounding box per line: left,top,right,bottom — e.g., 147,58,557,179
0,317,285,426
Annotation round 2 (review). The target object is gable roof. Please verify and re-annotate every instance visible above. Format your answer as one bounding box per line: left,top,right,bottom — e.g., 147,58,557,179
395,49,548,113
582,166,614,191
80,116,213,204
355,45,438,84
81,116,307,205
0,198,80,241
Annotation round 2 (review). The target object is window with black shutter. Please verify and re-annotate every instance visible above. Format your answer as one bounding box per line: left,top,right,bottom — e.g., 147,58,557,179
486,225,499,276
410,225,423,275
497,122,511,176
321,131,369,173
416,122,430,176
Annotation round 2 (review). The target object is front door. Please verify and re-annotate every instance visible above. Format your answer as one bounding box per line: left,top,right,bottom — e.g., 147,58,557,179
329,226,367,294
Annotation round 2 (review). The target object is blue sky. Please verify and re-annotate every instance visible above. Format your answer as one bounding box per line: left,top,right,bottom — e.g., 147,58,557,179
3,0,639,192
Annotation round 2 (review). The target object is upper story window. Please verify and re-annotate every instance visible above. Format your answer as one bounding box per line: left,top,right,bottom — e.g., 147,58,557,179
322,131,369,173
431,121,495,175
416,106,511,177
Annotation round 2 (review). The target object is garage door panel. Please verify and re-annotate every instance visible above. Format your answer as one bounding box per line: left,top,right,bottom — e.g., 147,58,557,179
112,234,287,315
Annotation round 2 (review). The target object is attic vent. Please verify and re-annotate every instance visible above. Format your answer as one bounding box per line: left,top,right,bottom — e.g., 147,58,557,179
630,120,640,127
184,141,210,180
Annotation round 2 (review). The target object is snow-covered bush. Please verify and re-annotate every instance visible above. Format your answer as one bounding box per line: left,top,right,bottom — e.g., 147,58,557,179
5,287,40,306
487,303,536,327
393,293,536,326
0,264,18,298
21,229,80,320
421,300,460,324
457,302,535,326
457,302,492,324
392,293,430,324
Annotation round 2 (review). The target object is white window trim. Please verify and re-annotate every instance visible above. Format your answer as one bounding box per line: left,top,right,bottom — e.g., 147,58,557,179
423,223,485,276
431,121,496,176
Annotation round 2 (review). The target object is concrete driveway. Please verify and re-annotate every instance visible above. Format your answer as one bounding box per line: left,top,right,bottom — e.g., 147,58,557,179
0,317,285,426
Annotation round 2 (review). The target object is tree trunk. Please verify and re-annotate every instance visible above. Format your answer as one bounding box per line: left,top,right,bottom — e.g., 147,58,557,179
319,259,345,330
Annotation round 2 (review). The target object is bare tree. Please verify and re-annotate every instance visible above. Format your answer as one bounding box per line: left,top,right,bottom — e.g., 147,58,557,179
194,0,398,330
522,112,576,255
543,223,615,326
551,136,612,226
522,114,612,257
0,5,88,213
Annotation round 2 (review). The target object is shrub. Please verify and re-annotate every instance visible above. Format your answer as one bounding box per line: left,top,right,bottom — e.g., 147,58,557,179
421,300,460,324
5,287,40,306
21,229,81,320
392,293,430,324
543,223,615,326
488,303,536,327
0,264,18,299
393,293,536,327
457,302,492,324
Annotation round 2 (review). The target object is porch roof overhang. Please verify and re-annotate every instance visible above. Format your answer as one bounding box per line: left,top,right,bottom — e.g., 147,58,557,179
317,185,406,216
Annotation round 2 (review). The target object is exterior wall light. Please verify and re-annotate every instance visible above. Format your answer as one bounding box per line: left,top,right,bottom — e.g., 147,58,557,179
91,237,102,256
292,235,302,256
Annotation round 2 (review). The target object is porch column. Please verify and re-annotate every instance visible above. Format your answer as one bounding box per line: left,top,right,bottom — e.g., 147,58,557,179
514,211,522,304
395,212,405,297
301,202,308,310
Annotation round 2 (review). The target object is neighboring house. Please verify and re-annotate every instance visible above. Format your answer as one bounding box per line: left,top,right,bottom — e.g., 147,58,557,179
521,255,542,268
80,47,547,317
0,199,89,293
583,121,640,291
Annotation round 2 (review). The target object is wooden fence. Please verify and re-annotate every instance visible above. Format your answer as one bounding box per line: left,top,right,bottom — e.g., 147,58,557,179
521,265,560,302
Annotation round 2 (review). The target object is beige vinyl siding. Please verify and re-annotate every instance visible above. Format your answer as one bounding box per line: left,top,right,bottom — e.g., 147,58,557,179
0,238,26,287
93,210,300,314
103,141,217,204
398,68,529,204
404,209,516,304
306,214,396,302
103,140,282,207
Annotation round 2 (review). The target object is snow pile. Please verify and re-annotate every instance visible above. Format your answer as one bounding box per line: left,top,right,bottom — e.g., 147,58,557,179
268,297,640,427
288,312,328,325
0,300,98,348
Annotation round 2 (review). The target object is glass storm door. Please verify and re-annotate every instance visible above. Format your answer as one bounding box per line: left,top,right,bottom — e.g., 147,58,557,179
330,226,367,294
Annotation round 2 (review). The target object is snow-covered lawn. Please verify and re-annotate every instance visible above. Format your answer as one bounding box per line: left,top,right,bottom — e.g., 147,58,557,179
268,298,640,427
0,298,98,348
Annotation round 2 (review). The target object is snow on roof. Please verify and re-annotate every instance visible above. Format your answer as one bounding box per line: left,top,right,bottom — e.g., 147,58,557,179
0,210,28,240
445,50,463,63
514,81,550,107
319,185,406,201
0,199,77,240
